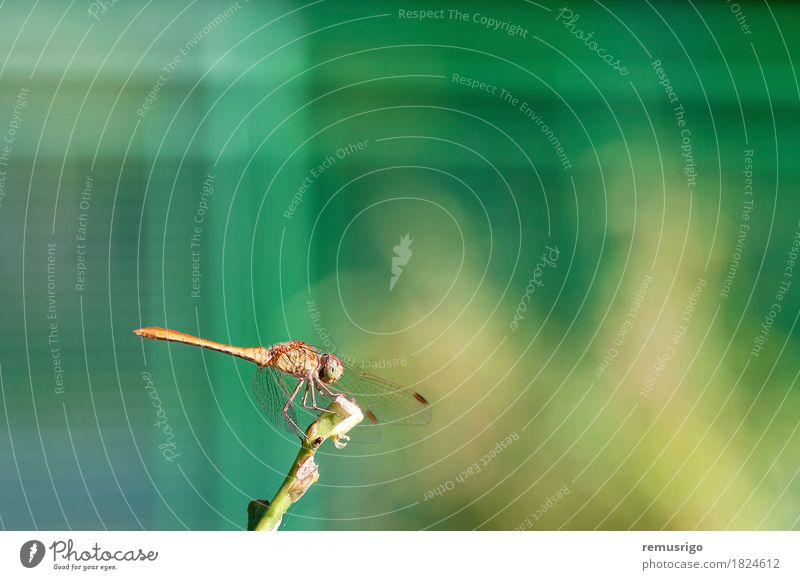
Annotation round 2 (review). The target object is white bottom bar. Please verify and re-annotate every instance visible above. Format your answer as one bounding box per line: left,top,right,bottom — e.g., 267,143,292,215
1,532,796,579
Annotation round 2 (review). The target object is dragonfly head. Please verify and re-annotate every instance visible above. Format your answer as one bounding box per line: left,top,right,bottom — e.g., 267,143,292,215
319,353,344,384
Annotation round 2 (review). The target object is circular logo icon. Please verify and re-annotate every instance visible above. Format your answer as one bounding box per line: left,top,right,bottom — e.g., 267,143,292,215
20,540,45,568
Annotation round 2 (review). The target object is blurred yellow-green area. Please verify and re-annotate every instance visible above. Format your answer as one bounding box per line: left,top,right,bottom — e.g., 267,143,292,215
1,0,799,530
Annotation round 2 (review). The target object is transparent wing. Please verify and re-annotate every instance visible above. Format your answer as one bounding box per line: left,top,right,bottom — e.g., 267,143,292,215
252,366,314,435
331,363,432,427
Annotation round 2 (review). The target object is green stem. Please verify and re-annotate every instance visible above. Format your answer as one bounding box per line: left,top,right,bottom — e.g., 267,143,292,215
248,396,364,531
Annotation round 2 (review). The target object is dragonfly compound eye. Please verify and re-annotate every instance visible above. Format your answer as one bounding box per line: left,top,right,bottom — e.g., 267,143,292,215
321,354,344,383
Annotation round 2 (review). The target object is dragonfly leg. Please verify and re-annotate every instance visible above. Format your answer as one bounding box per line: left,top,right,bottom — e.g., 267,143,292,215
309,378,336,414
300,378,330,412
283,379,306,440
316,379,341,399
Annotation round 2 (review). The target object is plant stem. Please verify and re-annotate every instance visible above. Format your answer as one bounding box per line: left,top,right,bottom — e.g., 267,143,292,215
249,395,364,531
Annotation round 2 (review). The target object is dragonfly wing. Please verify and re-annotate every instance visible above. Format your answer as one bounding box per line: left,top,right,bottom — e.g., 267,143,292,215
332,364,432,426
252,366,314,434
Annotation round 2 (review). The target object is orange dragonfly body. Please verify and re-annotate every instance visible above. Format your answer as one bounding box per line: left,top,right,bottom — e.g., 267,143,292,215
133,327,430,439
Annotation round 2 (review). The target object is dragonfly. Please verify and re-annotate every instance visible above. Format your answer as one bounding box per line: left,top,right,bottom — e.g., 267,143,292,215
133,327,431,440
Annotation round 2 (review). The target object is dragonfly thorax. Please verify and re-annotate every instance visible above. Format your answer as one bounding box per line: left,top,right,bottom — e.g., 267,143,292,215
267,341,322,378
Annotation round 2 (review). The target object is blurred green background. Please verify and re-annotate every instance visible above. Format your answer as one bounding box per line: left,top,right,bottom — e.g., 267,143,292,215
1,0,799,530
